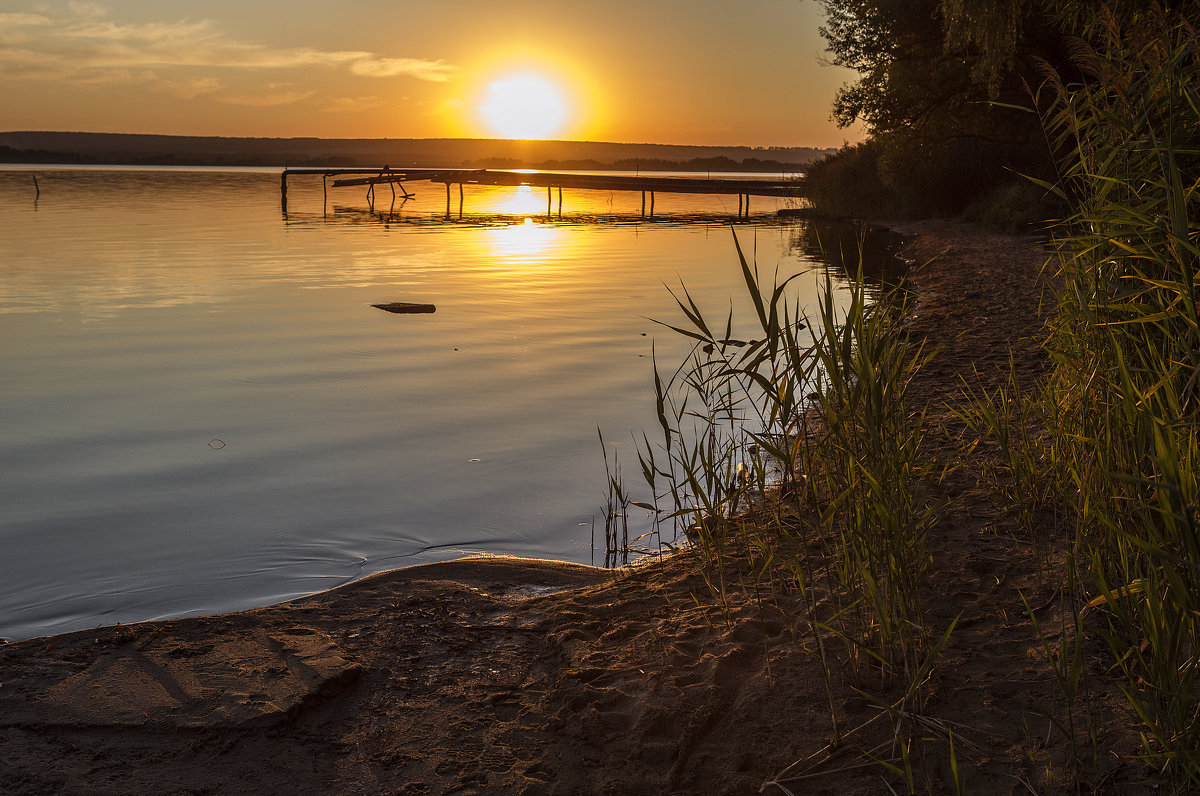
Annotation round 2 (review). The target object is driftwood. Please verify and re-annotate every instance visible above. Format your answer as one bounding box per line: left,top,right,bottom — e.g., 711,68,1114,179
372,302,436,314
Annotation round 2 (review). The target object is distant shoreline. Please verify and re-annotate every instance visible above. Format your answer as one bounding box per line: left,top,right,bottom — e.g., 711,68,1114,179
0,131,834,173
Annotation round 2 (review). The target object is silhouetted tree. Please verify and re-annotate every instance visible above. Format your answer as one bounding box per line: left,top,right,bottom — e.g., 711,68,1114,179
813,0,1078,217
811,1,1199,219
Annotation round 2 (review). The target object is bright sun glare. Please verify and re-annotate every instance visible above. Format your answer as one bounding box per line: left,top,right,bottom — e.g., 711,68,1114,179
479,75,569,140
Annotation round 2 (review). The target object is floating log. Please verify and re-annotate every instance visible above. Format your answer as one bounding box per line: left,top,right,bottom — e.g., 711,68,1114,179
372,302,436,314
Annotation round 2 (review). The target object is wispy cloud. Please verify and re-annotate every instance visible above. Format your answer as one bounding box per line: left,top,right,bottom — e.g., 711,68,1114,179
217,83,314,106
0,12,53,27
0,4,456,92
323,96,393,113
152,76,223,100
66,1,106,17
218,88,318,107
351,58,454,81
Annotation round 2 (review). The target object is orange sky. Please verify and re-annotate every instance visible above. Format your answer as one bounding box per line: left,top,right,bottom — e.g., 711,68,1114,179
0,1,864,148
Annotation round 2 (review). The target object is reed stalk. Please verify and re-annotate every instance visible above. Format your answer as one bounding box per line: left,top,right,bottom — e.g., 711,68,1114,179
621,226,938,708
959,5,1200,786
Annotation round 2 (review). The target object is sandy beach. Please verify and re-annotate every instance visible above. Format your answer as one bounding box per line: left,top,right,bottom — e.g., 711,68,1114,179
0,219,1155,794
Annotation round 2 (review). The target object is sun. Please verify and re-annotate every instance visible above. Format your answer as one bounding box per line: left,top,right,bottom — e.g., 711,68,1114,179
478,74,569,140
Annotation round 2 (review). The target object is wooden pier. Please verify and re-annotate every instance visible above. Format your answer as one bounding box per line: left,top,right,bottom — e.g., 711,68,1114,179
280,166,804,219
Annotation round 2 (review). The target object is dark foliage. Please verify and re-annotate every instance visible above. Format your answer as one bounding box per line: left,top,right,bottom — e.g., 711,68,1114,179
809,0,1083,218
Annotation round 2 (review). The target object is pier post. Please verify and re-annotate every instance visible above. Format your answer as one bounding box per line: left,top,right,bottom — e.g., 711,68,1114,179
744,194,750,216
280,171,288,214
738,194,743,218
650,191,655,218
445,182,451,217
547,186,552,218
641,191,646,219
558,186,563,219
459,183,464,219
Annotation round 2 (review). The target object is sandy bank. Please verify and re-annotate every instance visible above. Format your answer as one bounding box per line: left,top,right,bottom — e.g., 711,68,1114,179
0,220,1153,795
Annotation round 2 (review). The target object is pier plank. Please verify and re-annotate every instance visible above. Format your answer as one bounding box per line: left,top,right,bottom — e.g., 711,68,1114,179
291,167,804,199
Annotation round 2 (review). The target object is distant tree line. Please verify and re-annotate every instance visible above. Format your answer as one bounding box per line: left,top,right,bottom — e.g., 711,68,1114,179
0,146,93,164
0,146,357,167
1,141,831,172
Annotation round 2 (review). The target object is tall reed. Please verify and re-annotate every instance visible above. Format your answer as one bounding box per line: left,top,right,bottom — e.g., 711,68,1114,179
969,4,1200,785
630,229,937,688
802,266,934,684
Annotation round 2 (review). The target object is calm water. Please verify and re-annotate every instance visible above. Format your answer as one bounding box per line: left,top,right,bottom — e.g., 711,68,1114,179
0,167,898,640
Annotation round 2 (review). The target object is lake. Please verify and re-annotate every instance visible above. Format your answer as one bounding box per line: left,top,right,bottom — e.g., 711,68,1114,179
0,166,900,641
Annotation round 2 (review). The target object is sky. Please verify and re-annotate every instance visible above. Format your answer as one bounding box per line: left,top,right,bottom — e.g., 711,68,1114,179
0,0,864,148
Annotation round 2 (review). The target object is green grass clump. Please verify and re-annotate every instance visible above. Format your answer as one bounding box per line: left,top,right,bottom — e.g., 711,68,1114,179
625,223,937,693
608,227,950,790
800,263,935,684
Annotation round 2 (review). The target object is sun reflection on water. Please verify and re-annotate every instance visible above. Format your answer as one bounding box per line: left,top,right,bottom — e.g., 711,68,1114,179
494,184,550,217
483,217,564,265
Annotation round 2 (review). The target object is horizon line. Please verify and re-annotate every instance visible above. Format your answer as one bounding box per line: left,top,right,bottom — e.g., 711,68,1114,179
1,130,843,152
